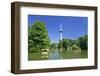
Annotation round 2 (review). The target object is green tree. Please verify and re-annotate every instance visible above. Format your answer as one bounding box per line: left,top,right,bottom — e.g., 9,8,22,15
62,39,69,49
78,35,88,50
58,39,72,50
58,35,87,51
28,21,50,52
58,40,62,49
50,42,57,50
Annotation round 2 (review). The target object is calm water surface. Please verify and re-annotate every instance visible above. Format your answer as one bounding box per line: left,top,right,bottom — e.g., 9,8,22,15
28,49,88,60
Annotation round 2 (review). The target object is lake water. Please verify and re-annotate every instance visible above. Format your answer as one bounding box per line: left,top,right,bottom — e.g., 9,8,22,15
28,49,88,60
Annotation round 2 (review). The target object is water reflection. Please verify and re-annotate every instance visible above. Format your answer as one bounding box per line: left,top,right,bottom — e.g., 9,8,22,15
49,49,61,59
28,49,88,60
48,49,87,59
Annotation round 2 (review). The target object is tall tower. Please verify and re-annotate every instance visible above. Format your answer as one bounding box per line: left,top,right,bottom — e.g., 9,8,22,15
59,23,63,51
59,23,63,41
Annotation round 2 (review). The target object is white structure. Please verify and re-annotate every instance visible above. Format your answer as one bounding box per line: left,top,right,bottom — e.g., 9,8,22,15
59,23,63,40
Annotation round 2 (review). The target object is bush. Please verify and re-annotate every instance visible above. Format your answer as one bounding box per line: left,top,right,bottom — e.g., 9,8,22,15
72,44,81,50
67,46,72,51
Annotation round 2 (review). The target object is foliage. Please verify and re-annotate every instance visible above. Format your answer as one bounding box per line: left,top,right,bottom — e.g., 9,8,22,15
50,43,57,49
72,44,80,50
28,21,50,52
58,35,88,51
67,46,72,51
62,39,69,49
58,40,61,49
78,35,88,50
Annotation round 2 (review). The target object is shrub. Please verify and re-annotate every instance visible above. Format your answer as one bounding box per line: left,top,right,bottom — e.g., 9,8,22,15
67,46,72,51
72,44,81,50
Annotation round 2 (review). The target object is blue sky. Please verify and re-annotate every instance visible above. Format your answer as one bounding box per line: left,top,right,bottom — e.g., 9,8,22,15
28,15,88,43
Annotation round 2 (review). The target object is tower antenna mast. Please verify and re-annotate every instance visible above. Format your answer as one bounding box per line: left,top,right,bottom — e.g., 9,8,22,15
59,23,63,51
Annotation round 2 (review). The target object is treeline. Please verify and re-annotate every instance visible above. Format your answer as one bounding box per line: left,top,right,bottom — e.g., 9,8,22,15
51,35,88,51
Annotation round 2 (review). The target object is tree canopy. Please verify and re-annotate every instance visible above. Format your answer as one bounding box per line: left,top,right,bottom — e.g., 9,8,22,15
78,35,88,50
50,42,58,50
28,21,50,52
58,35,88,51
